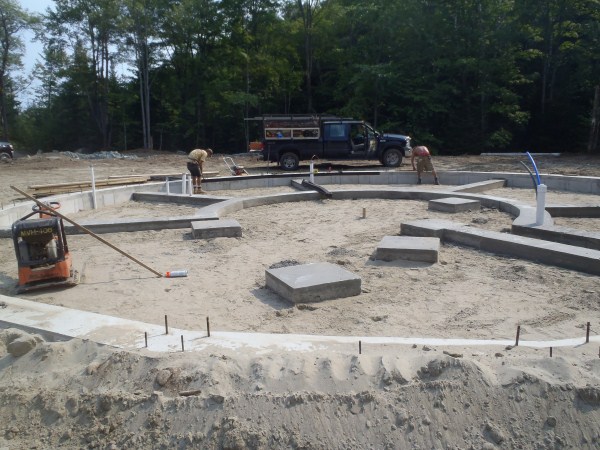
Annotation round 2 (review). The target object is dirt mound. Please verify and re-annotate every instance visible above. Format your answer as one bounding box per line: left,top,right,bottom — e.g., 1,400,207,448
1,330,599,449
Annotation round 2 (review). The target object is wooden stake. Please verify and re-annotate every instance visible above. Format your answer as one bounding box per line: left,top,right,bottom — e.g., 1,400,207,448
515,325,521,346
586,322,590,343
550,347,553,358
206,317,210,337
10,185,163,278
362,208,366,219
165,315,169,334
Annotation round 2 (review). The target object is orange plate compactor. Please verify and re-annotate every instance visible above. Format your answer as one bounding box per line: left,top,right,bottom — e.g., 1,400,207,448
12,204,79,293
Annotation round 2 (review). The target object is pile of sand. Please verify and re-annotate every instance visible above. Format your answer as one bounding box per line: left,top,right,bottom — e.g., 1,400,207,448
1,328,599,449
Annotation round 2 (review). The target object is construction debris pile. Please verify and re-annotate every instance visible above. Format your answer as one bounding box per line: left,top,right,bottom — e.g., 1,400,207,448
60,151,139,160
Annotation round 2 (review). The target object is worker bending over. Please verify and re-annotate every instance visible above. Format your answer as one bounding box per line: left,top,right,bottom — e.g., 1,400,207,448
187,148,213,194
411,145,439,185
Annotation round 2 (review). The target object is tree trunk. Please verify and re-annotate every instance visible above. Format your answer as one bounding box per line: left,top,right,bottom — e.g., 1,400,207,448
0,76,8,140
589,85,600,154
143,40,152,150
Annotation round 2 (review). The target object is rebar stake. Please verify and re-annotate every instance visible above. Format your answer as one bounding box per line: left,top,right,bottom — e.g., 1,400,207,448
586,322,590,343
515,325,521,346
207,317,211,337
181,335,185,352
359,340,362,355
165,315,169,335
550,347,553,358
145,332,148,348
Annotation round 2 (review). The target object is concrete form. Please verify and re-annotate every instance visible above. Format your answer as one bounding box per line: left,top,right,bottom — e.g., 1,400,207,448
401,219,600,275
448,179,506,193
428,197,481,213
191,219,242,239
265,262,361,304
376,236,440,263
1,169,599,354
2,295,596,353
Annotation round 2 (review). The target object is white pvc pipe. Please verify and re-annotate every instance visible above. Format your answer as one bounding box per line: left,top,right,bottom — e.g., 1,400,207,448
166,178,170,196
188,177,193,196
309,160,315,183
90,165,97,210
536,184,547,225
181,173,186,194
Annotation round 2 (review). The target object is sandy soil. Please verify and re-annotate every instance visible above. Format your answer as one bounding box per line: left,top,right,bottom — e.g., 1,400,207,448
0,151,599,449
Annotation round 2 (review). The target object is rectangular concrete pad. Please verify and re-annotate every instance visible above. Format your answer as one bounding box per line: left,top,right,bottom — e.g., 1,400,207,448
265,262,361,303
429,197,481,213
376,236,440,262
191,219,242,239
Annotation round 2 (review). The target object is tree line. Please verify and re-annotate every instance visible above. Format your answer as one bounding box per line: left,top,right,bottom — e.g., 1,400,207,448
1,0,599,155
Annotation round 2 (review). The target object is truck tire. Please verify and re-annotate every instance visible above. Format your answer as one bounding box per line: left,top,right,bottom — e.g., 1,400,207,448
279,152,300,171
382,148,403,167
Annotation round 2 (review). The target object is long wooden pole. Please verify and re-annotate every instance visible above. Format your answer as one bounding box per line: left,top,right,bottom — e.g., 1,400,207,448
11,185,163,278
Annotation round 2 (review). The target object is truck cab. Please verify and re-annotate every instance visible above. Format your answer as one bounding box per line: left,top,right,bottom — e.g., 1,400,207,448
247,115,411,171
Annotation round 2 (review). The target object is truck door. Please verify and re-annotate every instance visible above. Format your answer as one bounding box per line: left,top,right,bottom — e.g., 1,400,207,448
364,123,378,156
348,123,377,157
323,123,352,158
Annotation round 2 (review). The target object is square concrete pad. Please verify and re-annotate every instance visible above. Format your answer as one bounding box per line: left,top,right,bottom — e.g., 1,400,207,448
376,236,440,262
191,219,242,239
265,262,361,304
429,197,480,213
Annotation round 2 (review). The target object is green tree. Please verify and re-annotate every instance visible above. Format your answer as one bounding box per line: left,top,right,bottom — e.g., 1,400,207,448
122,0,169,150
48,0,123,148
0,0,35,140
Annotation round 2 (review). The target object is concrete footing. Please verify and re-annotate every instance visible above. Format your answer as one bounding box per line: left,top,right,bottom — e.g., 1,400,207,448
265,262,361,303
191,219,242,239
401,219,600,275
376,236,440,262
429,197,481,213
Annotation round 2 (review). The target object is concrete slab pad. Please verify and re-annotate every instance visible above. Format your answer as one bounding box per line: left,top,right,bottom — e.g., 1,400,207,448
265,262,361,303
191,219,242,239
376,236,440,262
429,197,481,213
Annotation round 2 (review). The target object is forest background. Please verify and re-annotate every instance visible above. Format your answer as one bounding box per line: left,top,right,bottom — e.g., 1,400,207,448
1,0,599,156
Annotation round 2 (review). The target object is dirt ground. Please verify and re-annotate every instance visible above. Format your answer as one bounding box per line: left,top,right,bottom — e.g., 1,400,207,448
0,150,599,449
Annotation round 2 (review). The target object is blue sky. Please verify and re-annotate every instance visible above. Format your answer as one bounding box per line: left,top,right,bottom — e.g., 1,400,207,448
17,0,54,103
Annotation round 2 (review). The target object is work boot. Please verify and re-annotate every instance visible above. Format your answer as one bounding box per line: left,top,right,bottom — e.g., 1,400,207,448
434,178,440,185
197,189,207,195
417,178,422,185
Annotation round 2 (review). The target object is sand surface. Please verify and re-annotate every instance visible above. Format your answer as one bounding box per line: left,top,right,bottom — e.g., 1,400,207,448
0,151,599,449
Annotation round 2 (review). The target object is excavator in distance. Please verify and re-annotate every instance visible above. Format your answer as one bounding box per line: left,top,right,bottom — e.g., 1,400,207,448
12,202,79,294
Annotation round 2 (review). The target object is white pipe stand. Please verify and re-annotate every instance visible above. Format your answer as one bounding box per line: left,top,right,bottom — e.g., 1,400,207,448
536,184,547,225
90,165,97,210
181,173,186,194
309,160,315,183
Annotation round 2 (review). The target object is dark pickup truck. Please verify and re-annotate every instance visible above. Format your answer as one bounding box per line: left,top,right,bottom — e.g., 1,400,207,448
247,115,412,171
0,141,14,162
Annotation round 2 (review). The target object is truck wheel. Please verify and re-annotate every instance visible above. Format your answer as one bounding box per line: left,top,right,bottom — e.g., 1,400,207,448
0,152,11,163
382,148,402,167
279,152,300,171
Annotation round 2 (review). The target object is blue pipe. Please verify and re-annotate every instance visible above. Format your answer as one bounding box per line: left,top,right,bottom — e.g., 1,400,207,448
526,152,541,185
519,161,538,197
